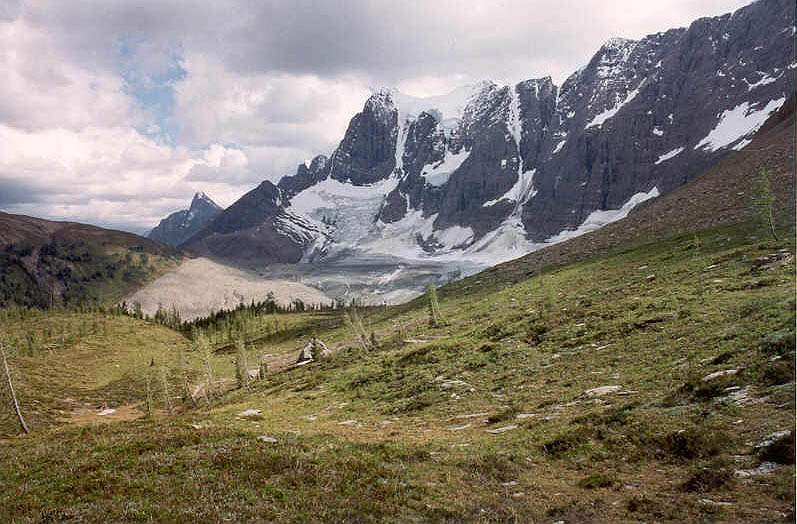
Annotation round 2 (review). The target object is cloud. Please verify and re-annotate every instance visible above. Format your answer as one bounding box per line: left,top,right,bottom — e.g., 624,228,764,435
172,54,370,152
0,0,753,232
0,19,137,131
0,123,255,230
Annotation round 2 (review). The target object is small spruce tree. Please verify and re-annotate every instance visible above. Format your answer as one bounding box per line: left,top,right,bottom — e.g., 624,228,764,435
160,365,173,414
145,363,154,417
196,332,215,402
692,234,706,303
428,285,446,326
344,309,372,351
235,336,249,389
752,168,778,240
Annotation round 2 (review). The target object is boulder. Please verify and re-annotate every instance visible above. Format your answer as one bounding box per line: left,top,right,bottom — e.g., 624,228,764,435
579,385,622,398
297,338,330,363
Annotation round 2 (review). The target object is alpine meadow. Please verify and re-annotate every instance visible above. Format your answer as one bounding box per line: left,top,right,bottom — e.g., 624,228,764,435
0,0,794,522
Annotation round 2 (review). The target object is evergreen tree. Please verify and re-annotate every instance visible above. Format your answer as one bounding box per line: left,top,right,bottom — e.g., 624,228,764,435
752,168,778,240
235,336,249,389
428,285,446,326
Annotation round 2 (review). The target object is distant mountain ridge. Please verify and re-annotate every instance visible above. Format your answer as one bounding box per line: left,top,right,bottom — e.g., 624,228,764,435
148,192,222,247
181,0,793,269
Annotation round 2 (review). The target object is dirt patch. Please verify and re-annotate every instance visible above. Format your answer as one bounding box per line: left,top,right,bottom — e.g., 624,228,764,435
59,403,144,426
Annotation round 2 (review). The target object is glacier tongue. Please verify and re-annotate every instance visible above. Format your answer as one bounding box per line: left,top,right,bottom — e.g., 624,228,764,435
288,176,399,256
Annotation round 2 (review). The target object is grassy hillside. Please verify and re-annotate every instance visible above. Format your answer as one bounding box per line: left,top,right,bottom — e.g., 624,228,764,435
0,217,793,522
0,212,182,308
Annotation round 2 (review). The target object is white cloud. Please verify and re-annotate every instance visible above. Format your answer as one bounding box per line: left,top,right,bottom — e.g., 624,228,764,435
0,19,136,131
172,54,370,152
0,123,256,230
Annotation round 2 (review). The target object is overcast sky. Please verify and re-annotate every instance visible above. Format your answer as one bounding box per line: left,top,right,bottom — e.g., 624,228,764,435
0,0,752,233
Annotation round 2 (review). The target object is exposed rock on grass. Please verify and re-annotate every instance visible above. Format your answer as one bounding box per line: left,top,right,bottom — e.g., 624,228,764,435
579,385,622,398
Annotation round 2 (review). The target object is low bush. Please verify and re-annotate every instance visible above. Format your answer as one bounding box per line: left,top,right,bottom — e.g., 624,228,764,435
759,431,795,464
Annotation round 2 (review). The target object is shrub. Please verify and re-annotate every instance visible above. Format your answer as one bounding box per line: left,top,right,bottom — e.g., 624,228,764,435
761,361,794,386
760,330,795,356
542,429,589,458
665,374,739,405
626,495,659,513
460,453,520,482
660,427,725,460
487,407,518,424
524,321,547,344
577,473,616,489
681,465,732,492
759,431,795,464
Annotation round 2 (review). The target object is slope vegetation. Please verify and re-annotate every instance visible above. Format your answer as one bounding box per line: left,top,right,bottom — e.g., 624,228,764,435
0,214,793,522
0,213,181,308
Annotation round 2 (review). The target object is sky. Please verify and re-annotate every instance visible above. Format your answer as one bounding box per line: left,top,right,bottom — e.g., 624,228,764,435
0,0,752,234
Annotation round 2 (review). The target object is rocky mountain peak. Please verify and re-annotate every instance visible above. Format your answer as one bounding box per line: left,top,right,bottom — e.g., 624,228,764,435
363,89,399,122
148,191,222,247
190,192,220,211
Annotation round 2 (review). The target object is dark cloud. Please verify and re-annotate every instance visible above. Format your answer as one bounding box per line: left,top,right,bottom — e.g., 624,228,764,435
18,0,752,85
0,177,46,207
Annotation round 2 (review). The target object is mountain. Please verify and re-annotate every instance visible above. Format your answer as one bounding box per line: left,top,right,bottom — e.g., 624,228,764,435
182,0,793,272
444,90,795,297
181,182,325,265
0,212,181,308
148,192,222,247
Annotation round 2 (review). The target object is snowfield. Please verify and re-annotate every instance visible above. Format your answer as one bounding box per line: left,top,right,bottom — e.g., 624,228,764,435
694,97,786,152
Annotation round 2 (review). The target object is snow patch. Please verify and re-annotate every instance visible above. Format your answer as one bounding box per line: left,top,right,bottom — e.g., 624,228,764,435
655,147,684,165
746,71,782,91
506,85,524,153
552,140,566,154
483,169,537,207
694,97,786,152
586,80,645,129
437,225,475,248
468,169,538,262
546,187,660,243
652,127,664,136
394,119,410,176
421,149,470,187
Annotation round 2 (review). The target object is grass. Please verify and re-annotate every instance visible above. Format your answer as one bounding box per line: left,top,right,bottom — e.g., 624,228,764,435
0,219,794,522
